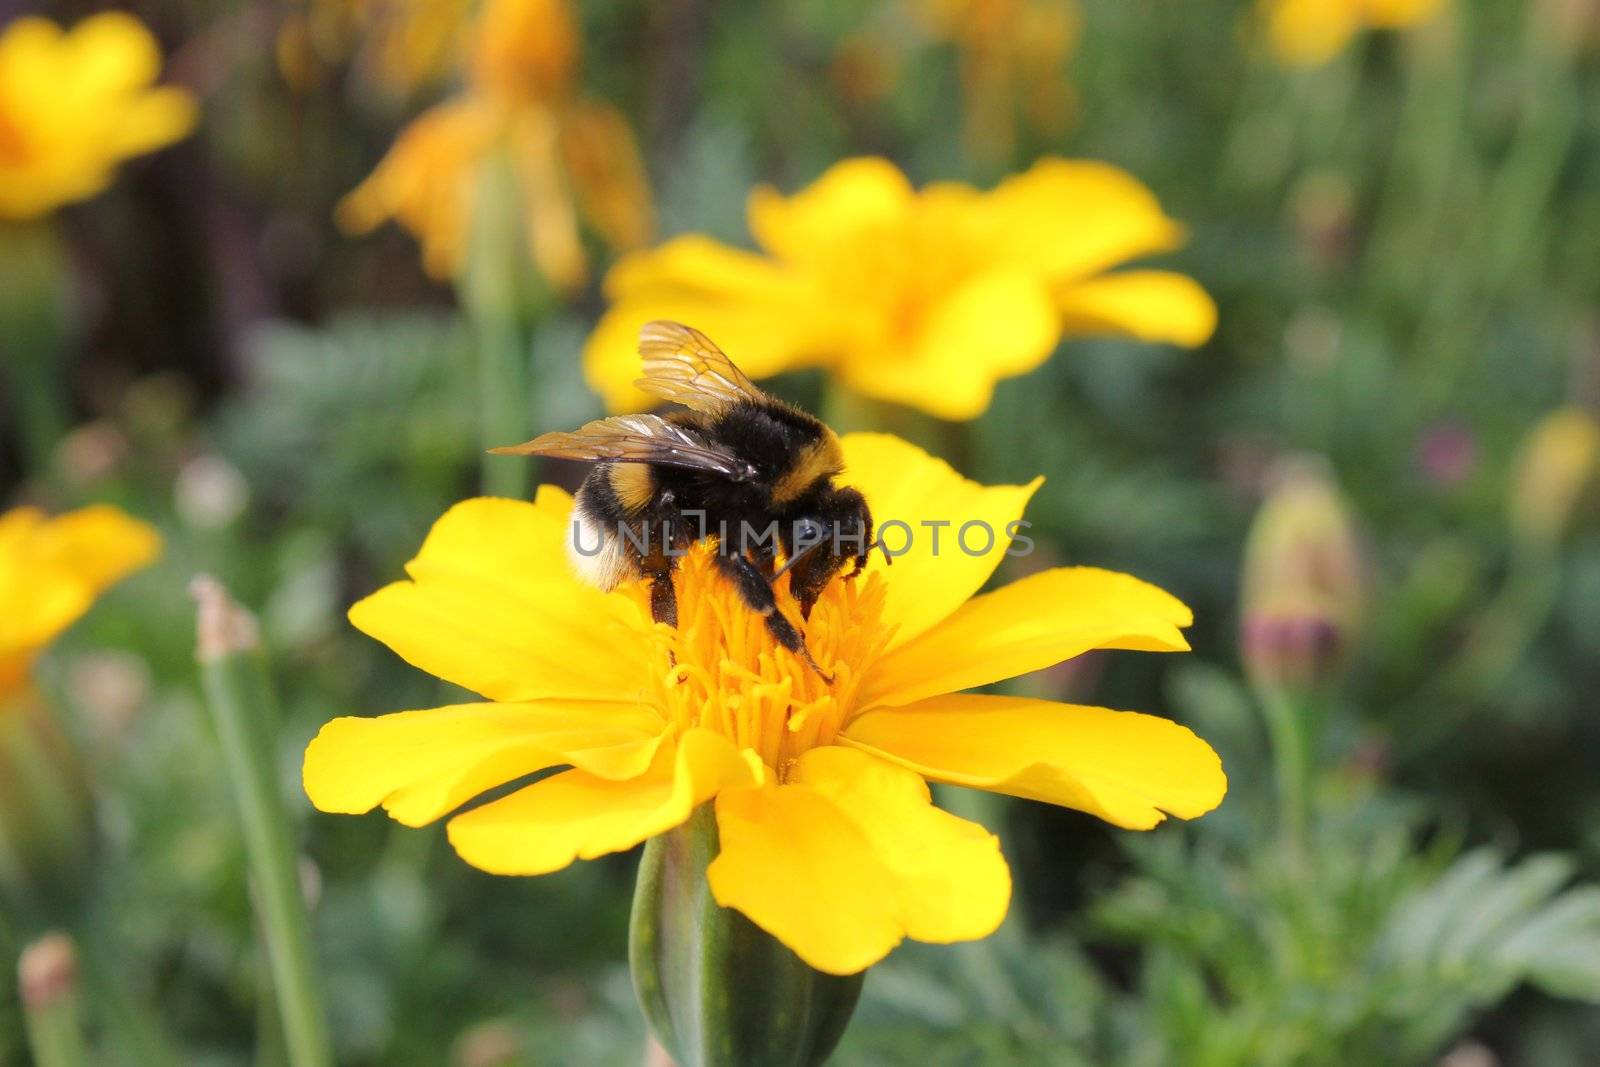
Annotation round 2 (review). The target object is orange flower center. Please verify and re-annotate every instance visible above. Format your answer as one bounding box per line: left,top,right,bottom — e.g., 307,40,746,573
0,106,31,167
805,210,989,356
632,547,895,780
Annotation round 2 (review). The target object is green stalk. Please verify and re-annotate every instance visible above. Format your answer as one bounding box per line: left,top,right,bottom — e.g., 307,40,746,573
192,578,333,1067
1396,543,1562,760
18,933,85,1067
1258,690,1315,862
0,694,96,926
0,221,73,473
72,917,181,1067
463,151,535,500
1364,12,1468,311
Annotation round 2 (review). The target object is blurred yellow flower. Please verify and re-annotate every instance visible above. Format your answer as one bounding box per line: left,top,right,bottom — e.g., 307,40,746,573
913,0,1081,162
0,13,197,220
0,505,161,695
1263,0,1448,67
336,0,653,290
587,157,1216,421
303,433,1225,975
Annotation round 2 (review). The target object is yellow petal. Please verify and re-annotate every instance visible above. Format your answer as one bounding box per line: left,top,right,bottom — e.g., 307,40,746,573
108,86,198,157
1057,270,1217,348
0,505,161,678
748,157,913,266
842,694,1226,830
302,700,666,827
505,105,587,292
1364,0,1446,28
335,98,494,279
26,504,162,591
706,781,904,975
838,434,1041,649
348,492,652,703
559,99,655,253
585,236,836,412
862,567,1193,709
791,746,1010,946
982,159,1188,283
61,12,161,94
838,269,1059,421
1266,0,1361,66
446,728,754,875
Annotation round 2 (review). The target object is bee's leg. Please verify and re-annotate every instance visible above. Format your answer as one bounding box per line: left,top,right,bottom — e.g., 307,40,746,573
649,570,678,628
713,554,833,684
642,549,681,679
643,549,678,628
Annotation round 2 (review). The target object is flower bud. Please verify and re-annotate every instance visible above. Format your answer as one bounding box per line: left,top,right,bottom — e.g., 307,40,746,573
1508,407,1599,548
630,804,864,1067
18,931,85,1066
1240,456,1366,696
17,932,78,1012
0,691,98,926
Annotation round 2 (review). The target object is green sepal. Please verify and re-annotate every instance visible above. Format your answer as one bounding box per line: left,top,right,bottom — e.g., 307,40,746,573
630,802,865,1067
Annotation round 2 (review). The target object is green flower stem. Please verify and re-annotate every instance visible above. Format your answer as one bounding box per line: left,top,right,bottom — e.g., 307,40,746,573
1258,688,1319,862
0,695,96,924
0,221,72,473
18,934,86,1067
1396,543,1562,760
463,151,539,501
1365,15,1469,311
192,578,333,1067
7,350,70,475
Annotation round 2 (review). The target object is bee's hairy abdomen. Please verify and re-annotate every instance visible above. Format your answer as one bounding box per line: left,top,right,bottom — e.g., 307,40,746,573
570,469,643,591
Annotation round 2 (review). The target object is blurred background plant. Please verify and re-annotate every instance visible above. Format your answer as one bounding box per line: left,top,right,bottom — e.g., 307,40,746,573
4,0,1600,1062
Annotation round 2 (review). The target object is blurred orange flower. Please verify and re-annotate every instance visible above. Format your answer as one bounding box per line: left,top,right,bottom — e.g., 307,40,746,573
0,14,197,220
0,505,160,696
336,0,653,291
1263,0,1448,67
586,157,1215,421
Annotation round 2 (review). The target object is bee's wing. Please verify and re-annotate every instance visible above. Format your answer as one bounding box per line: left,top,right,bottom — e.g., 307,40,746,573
491,413,758,481
634,321,765,414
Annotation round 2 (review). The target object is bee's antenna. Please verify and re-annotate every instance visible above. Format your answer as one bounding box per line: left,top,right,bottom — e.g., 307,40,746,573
872,539,894,566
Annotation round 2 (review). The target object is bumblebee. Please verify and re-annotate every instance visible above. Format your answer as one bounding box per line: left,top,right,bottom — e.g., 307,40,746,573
493,321,874,679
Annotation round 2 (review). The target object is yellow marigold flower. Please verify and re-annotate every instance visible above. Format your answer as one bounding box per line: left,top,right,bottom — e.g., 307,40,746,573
335,0,653,290
1263,0,1448,67
585,157,1216,421
0,14,197,220
303,434,1226,975
0,504,161,695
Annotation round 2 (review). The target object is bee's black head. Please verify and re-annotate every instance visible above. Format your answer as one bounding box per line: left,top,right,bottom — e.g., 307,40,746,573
783,485,873,617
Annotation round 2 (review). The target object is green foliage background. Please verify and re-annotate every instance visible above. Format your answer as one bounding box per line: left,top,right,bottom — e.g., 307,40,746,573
5,0,1600,1063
